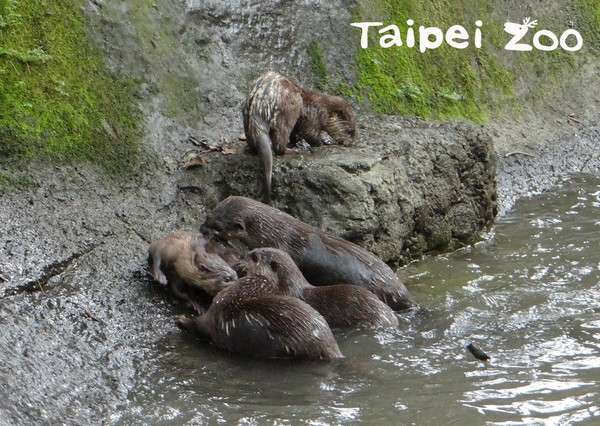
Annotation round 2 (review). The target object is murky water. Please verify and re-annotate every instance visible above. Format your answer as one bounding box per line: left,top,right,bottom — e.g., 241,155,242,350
105,174,600,425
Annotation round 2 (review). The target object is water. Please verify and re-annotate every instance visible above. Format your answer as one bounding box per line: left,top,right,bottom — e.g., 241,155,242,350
103,174,600,425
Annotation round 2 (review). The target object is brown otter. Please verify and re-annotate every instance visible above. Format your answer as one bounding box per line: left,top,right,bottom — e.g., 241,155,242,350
176,274,344,360
236,248,399,329
204,237,241,267
148,231,237,313
200,196,418,311
242,70,356,204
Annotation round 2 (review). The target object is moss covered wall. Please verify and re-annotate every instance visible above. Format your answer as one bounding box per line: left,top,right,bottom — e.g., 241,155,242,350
0,0,597,192
0,0,142,177
350,0,599,123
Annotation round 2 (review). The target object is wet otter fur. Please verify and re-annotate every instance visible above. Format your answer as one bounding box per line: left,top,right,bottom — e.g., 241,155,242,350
176,274,344,360
148,231,237,313
200,196,418,311
242,71,356,204
204,237,241,267
237,248,399,329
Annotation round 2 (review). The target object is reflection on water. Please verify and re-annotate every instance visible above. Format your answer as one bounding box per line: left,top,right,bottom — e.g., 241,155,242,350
114,175,600,425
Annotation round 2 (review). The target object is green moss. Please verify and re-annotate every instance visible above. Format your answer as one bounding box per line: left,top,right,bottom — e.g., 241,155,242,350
0,170,32,193
351,1,510,123
0,0,143,176
350,0,598,123
307,41,330,91
576,0,600,49
125,0,204,122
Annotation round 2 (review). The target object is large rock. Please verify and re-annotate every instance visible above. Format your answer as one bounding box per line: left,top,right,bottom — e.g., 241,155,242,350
180,115,497,265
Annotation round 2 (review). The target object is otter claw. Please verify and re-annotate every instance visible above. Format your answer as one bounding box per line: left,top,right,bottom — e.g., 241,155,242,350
176,315,189,330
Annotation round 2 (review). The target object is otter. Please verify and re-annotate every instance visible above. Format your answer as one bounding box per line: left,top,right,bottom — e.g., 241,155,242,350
242,71,356,204
148,231,237,313
236,248,399,329
204,237,241,267
176,274,344,360
200,196,418,311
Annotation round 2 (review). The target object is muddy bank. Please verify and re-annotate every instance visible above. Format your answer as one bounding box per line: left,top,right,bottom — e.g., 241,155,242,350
497,124,600,214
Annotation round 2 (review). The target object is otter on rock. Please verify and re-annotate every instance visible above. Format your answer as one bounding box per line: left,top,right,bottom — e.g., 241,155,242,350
148,231,237,313
236,248,399,329
242,70,356,204
176,274,344,361
200,196,418,311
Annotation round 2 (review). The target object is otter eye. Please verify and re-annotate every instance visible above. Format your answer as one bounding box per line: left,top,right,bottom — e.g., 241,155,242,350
250,252,258,263
270,261,278,272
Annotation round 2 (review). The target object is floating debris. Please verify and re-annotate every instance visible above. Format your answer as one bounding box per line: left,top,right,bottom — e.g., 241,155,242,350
467,342,490,361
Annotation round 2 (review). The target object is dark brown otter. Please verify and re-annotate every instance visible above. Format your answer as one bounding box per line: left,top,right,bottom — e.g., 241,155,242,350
200,196,418,311
148,231,237,313
236,248,399,329
176,274,344,360
242,70,356,204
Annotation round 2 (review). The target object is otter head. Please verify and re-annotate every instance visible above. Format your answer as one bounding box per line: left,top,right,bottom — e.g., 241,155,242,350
237,248,308,298
190,250,237,296
325,97,356,145
200,196,252,243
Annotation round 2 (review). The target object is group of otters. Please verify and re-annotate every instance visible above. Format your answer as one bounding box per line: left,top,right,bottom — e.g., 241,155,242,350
148,71,419,361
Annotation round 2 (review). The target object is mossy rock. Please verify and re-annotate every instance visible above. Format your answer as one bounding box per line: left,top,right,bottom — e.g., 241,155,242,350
0,0,144,177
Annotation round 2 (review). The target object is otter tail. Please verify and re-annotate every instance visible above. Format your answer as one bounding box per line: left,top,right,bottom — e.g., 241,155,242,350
256,132,273,205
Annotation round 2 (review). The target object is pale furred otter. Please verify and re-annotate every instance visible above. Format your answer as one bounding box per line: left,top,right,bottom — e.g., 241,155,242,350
242,70,356,204
176,274,344,360
236,248,399,329
148,231,237,313
200,196,418,311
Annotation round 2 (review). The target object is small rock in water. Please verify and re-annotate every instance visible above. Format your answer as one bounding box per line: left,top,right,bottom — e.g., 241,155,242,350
467,343,490,361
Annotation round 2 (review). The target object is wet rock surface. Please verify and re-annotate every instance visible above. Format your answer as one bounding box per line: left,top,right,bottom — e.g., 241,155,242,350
182,115,497,265
497,125,600,214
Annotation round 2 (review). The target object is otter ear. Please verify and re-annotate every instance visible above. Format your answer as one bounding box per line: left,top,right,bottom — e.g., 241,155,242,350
234,222,246,233
269,261,278,272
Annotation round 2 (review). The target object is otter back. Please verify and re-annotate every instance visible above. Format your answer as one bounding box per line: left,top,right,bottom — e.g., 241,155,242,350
177,274,343,360
242,71,356,204
201,196,417,311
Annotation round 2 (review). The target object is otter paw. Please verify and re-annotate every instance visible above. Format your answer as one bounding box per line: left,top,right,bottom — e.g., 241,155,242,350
176,315,189,330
